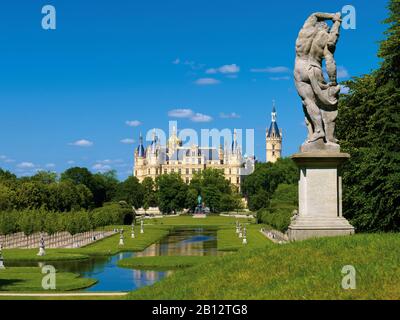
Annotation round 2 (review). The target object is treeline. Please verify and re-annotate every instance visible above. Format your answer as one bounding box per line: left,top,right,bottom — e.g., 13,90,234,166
0,166,244,216
0,168,118,212
336,0,400,232
117,168,244,214
241,158,298,231
241,158,298,212
0,203,133,236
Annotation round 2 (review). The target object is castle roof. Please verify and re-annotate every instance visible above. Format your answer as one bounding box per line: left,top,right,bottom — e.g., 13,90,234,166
267,121,281,138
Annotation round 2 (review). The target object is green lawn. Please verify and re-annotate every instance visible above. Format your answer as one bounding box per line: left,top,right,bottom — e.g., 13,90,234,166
0,267,97,292
218,224,271,251
148,215,255,227
3,225,172,261
2,250,89,262
128,233,400,300
118,256,217,271
71,225,172,256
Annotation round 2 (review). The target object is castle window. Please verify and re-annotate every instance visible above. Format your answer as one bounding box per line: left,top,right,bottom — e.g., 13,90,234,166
171,169,175,173
164,169,167,174
237,177,240,184
272,144,275,150
178,169,182,175
186,168,189,175
192,169,196,174
272,151,275,157
148,169,150,174
186,178,189,184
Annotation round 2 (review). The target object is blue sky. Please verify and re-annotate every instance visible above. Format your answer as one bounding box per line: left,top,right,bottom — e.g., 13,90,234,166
0,0,389,179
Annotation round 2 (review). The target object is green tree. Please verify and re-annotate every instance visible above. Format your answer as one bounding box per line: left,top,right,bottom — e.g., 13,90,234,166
242,158,298,211
142,177,158,208
115,176,144,209
0,184,16,211
156,174,187,214
336,0,400,232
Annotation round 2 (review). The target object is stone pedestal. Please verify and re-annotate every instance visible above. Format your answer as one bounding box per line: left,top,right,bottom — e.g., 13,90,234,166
37,247,46,256
288,152,355,241
0,254,5,269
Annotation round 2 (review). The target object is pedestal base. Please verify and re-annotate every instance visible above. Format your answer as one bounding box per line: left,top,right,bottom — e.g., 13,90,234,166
193,214,207,219
37,248,46,256
288,152,355,242
288,216,354,241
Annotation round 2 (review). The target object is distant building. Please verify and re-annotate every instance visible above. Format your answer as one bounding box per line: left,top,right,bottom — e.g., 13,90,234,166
266,102,283,163
133,127,255,190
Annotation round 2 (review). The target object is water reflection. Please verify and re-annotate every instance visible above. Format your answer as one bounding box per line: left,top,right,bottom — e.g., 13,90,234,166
7,228,220,292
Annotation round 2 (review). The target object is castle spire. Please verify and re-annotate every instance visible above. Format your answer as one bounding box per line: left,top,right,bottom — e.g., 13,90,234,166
271,100,277,123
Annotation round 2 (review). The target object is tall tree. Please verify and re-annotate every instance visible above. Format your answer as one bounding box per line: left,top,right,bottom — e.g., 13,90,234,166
336,0,400,232
115,176,144,209
156,174,187,214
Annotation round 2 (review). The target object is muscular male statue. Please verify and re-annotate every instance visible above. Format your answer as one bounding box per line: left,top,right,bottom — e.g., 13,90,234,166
294,12,342,150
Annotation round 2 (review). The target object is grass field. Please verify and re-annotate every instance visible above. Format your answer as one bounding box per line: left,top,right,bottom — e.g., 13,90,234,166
0,267,97,292
2,250,89,262
2,225,172,261
128,233,400,300
217,224,271,251
147,215,255,227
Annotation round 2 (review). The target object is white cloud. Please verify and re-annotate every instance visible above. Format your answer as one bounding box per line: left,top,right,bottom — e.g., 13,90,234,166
168,109,194,118
337,66,350,79
183,60,205,70
206,64,240,75
340,86,350,94
195,78,221,85
69,139,94,147
0,155,15,163
67,160,75,165
191,113,213,123
120,138,135,144
168,108,213,122
17,162,35,169
250,66,290,73
220,112,241,119
126,120,142,127
45,163,56,168
92,163,112,172
172,58,180,65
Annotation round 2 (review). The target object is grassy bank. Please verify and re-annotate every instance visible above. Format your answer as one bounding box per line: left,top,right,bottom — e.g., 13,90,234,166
2,250,89,262
217,224,271,251
128,233,400,300
118,256,217,271
74,225,171,256
0,267,97,292
148,215,255,228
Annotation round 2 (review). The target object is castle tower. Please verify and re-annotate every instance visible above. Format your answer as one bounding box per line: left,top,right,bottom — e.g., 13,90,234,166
266,101,282,163
134,133,146,180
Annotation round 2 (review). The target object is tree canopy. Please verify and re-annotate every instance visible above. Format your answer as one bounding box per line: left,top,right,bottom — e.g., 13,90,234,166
336,0,400,232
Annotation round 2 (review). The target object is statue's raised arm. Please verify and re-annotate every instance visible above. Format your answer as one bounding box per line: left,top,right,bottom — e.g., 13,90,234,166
294,11,343,152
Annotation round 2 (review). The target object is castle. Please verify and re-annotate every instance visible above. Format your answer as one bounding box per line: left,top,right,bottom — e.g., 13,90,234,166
134,104,282,189
266,102,283,163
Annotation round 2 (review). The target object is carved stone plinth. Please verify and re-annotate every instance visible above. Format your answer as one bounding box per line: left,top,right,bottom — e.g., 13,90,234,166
288,152,355,241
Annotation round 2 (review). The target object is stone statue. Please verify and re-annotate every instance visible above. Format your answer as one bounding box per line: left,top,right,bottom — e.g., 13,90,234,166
294,12,342,152
0,243,5,269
